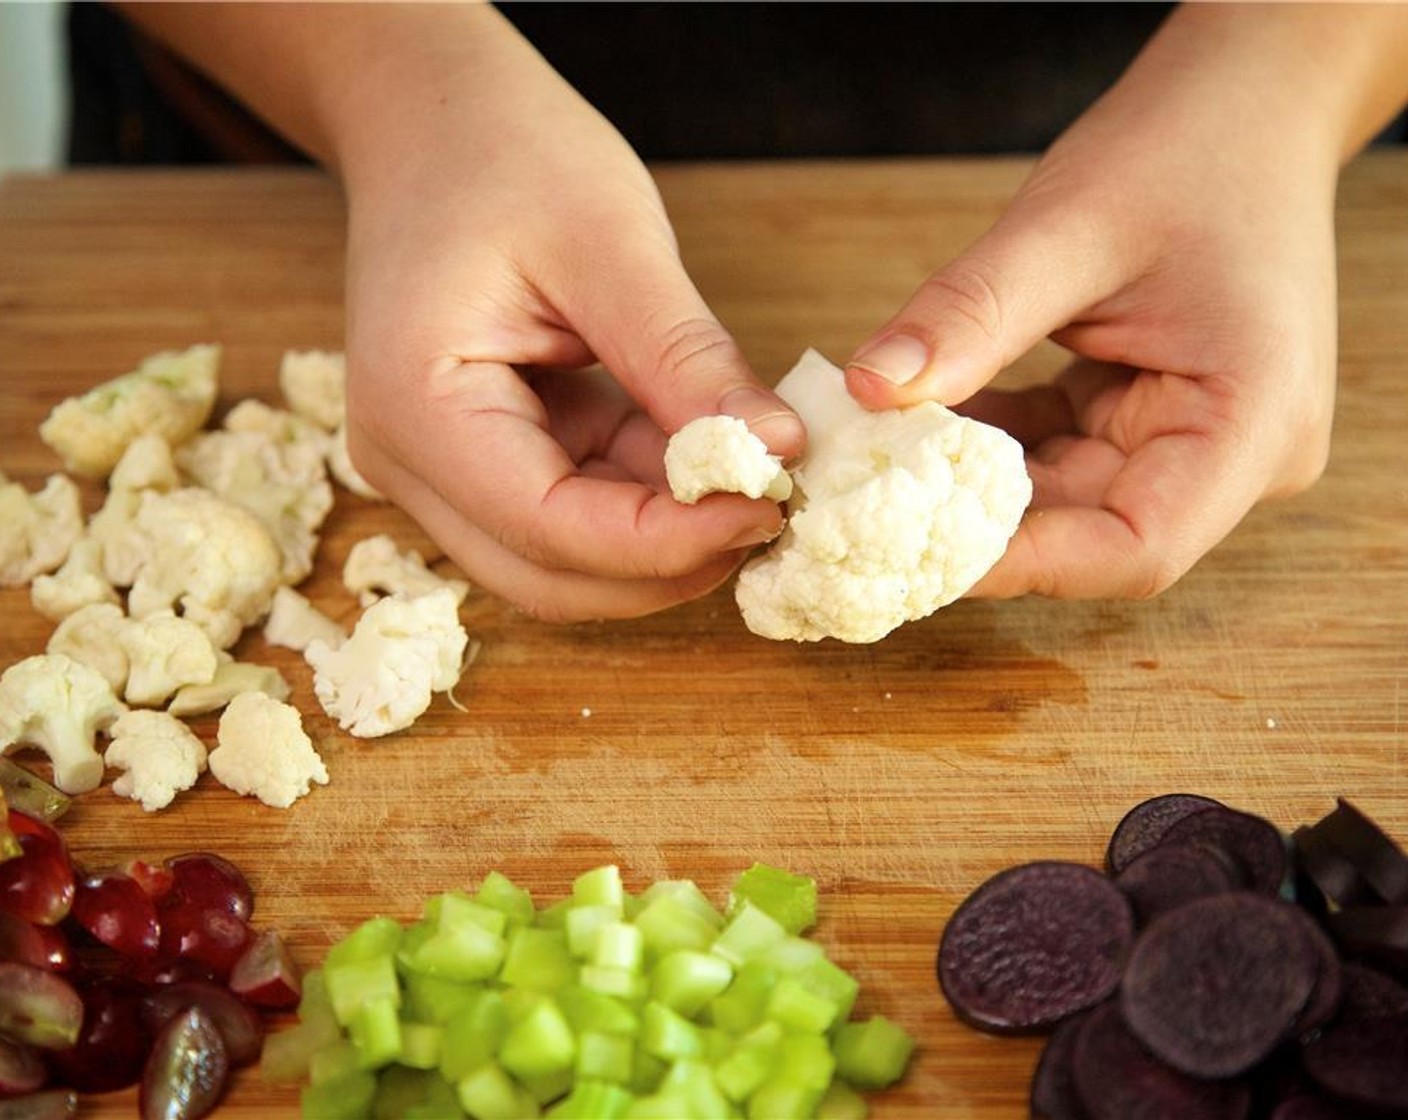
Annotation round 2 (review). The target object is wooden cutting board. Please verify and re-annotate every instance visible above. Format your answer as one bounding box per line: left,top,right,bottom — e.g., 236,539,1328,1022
2,156,1407,1118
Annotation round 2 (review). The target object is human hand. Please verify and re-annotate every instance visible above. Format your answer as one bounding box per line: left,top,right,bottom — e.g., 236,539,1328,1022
335,9,801,622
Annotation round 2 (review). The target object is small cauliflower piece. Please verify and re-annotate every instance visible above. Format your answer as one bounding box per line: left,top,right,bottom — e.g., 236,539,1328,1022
306,588,468,738
0,653,128,794
125,488,282,649
735,350,1032,643
664,416,793,505
168,655,291,718
47,602,131,694
278,349,346,432
222,397,331,450
30,537,120,622
209,692,328,808
38,344,220,478
89,433,182,588
119,610,220,708
0,471,84,587
263,585,348,653
342,534,470,607
104,709,207,811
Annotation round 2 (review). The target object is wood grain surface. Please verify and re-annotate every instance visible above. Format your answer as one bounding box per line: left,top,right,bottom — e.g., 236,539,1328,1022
2,154,1407,1118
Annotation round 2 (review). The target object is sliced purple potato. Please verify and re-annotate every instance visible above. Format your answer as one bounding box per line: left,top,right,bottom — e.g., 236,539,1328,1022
1030,1010,1091,1120
1157,807,1288,897
1288,907,1344,1038
1115,841,1242,927
1105,793,1224,875
1071,1001,1252,1120
1324,905,1408,983
1336,962,1408,1022
1308,799,1408,906
1269,1096,1376,1120
938,861,1134,1034
1301,1011,1408,1114
1121,893,1319,1079
1292,825,1378,911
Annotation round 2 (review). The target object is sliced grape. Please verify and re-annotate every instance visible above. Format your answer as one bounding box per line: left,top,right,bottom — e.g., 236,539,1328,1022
0,760,71,824
119,859,175,904
157,903,252,980
45,978,151,1093
1105,793,1223,875
164,854,253,922
228,928,302,1010
0,913,70,972
140,1006,229,1120
0,962,83,1050
0,1034,47,1097
142,980,263,1068
0,812,74,927
70,869,161,959
0,1089,78,1120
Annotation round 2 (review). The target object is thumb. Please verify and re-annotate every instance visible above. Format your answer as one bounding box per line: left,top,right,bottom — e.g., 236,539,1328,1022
845,205,1125,409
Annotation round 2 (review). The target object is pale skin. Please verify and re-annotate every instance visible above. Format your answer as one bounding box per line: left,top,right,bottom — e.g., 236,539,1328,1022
124,3,1408,621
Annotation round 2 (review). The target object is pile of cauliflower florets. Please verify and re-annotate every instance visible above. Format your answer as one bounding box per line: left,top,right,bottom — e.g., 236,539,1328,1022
0,345,473,811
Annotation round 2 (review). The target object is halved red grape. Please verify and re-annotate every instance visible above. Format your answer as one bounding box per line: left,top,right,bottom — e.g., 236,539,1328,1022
0,914,69,973
44,978,151,1093
140,1006,228,1120
0,813,74,927
119,859,175,905
0,963,82,1050
0,1088,78,1119
70,870,160,959
157,904,251,980
0,1035,47,1097
132,957,220,989
228,929,301,1011
142,981,262,1068
163,855,252,922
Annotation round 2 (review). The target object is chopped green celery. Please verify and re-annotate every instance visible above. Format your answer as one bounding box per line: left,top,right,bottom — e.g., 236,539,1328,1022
707,961,778,1035
573,864,626,913
593,921,645,973
639,1001,705,1062
793,958,859,1026
636,880,725,930
403,971,484,1025
326,917,404,969
398,1021,445,1071
521,1067,576,1107
758,936,826,974
402,921,506,983
629,1049,668,1095
371,1065,437,1119
816,1080,868,1120
403,1076,468,1120
633,894,720,960
456,1061,541,1120
622,1091,693,1120
746,1078,824,1120
575,1030,634,1084
427,891,510,937
766,977,839,1034
499,997,578,1080
650,950,733,1017
300,1067,377,1119
658,1059,734,1119
309,1039,362,1086
556,985,640,1037
476,870,537,928
500,927,575,993
546,1080,634,1119
579,964,647,1002
728,865,817,936
713,1023,784,1103
712,903,788,968
347,995,403,1069
776,1033,836,1091
536,898,572,930
832,1016,915,1090
325,954,402,1026
566,903,619,960
440,990,510,1081
262,972,343,1084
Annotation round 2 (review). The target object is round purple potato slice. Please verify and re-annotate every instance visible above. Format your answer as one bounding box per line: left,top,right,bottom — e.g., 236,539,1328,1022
1115,841,1241,927
938,861,1134,1035
1307,798,1408,905
1302,1011,1408,1113
1121,892,1319,1079
1292,825,1378,911
1105,793,1224,875
1337,962,1408,1022
1071,1001,1252,1120
1324,905,1408,982
1287,906,1344,1039
1269,1097,1372,1120
1159,807,1288,896
1031,1010,1092,1120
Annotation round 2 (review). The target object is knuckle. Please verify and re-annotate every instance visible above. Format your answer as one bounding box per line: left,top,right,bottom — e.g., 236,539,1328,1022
923,262,1008,356
650,316,745,389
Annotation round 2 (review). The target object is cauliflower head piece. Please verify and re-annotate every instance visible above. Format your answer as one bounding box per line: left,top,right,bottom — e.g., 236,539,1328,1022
342,534,469,608
47,602,131,694
105,709,208,812
664,415,793,505
735,350,1032,643
263,586,348,653
0,472,84,588
0,653,128,794
38,344,220,478
210,691,328,809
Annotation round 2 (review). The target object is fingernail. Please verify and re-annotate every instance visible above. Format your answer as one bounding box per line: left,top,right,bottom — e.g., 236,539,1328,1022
849,333,930,385
719,387,804,452
727,524,780,550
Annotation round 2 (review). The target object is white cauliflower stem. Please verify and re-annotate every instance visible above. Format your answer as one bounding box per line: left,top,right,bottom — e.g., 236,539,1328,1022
664,416,793,505
0,472,84,587
0,654,128,794
210,691,328,808
104,710,207,811
263,586,348,653
735,350,1032,643
305,588,467,738
168,657,291,718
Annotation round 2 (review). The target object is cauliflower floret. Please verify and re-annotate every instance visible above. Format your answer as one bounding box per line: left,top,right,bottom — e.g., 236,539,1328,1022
124,488,282,649
38,344,220,478
104,709,207,811
735,350,1032,643
278,349,346,432
118,609,220,707
222,397,330,449
177,426,333,585
263,585,348,653
89,433,182,588
0,654,128,794
47,602,130,694
168,656,291,718
305,588,468,738
342,534,469,608
0,471,83,587
209,691,328,808
664,416,793,505
30,537,120,622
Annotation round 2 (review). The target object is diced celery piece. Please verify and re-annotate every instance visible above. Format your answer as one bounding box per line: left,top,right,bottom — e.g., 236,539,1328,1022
633,894,719,960
793,958,860,1026
546,1079,634,1119
766,977,839,1034
440,989,510,1082
593,921,645,973
261,1020,342,1085
628,1049,668,1095
499,997,578,1081
521,1067,576,1107
326,917,404,968
566,903,619,960
309,1039,361,1086
707,961,778,1035
703,1027,733,1064
639,1001,705,1062
746,1077,824,1120
816,1080,869,1120
500,927,575,993
658,1059,734,1120
728,865,817,936
404,1076,468,1120
536,898,572,930
575,1029,634,1084
636,880,725,930
402,922,506,983
456,1061,541,1120
402,971,483,1025
713,1024,783,1103
428,891,510,938
475,869,537,929
579,964,647,1002
832,1016,915,1090
776,1033,836,1091
399,1021,445,1071
371,1065,436,1119
757,935,826,975
650,950,733,1017
622,1091,692,1119
557,985,640,1038
325,954,401,1026
573,864,625,913
300,1068,377,1119
346,995,403,1069
712,903,787,968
